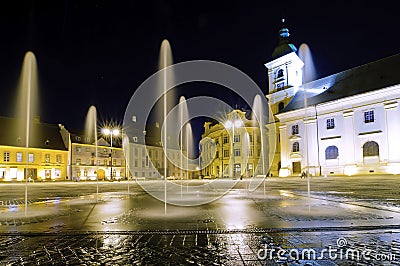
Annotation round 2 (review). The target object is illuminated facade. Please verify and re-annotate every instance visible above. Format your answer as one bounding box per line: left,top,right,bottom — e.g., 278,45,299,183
69,133,126,181
199,110,265,178
125,143,186,179
0,116,68,181
124,123,196,180
266,23,400,176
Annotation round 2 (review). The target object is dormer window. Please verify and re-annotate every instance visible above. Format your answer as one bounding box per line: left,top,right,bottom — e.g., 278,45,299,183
45,140,50,146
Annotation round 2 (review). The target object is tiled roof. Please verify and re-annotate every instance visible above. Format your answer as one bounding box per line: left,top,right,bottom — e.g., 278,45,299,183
280,53,400,113
0,116,67,150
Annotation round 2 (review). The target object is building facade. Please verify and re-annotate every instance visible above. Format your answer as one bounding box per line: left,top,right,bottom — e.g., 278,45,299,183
0,116,68,181
124,123,198,180
265,23,400,176
69,133,126,181
199,110,266,179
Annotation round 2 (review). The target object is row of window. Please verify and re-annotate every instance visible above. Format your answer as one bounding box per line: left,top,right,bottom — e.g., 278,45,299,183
216,148,259,158
3,152,62,163
76,169,117,177
75,158,124,166
75,146,118,155
291,141,379,159
220,135,261,144
134,156,150,168
290,110,376,135
133,148,182,160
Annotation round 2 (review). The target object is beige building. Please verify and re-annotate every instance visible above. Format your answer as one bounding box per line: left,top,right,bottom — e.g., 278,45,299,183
69,132,126,181
199,110,267,179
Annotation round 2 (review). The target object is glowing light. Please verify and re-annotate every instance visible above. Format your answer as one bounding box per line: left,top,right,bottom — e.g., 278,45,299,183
112,129,119,136
102,128,119,136
224,120,233,129
224,119,242,129
234,119,243,128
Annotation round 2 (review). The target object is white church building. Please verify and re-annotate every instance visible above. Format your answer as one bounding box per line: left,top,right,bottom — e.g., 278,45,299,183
265,23,400,177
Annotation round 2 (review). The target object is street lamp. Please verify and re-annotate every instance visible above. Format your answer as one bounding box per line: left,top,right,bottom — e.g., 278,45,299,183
224,116,243,179
102,128,119,181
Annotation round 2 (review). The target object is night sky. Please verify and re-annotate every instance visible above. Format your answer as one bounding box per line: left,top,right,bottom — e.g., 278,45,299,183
0,1,399,139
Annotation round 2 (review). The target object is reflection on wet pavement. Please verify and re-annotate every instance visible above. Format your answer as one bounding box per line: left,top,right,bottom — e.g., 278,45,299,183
0,177,400,264
1,230,400,265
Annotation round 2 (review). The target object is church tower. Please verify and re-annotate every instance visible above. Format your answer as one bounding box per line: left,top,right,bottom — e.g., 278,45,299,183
265,20,304,176
265,20,304,115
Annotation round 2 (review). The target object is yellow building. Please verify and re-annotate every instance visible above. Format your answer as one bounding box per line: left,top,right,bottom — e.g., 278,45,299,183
200,110,267,179
0,116,68,181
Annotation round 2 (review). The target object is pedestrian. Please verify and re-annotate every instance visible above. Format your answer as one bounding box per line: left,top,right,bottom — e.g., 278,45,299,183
301,171,306,179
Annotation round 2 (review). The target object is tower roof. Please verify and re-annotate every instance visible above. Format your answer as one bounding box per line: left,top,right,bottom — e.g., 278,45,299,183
272,19,297,59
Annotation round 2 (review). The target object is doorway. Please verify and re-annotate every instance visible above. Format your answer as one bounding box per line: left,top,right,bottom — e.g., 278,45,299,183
292,162,301,174
97,169,106,180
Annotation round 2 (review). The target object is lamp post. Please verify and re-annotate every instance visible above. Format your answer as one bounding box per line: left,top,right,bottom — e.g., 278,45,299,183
102,128,119,181
224,115,243,179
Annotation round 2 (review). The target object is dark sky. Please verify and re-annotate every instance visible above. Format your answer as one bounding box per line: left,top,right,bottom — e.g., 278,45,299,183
0,0,399,137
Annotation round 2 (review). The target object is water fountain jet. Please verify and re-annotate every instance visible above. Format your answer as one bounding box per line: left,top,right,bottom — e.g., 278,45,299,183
16,51,39,215
85,105,98,200
298,43,317,83
158,39,174,214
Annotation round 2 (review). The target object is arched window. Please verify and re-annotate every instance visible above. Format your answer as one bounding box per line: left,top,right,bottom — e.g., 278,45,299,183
278,102,285,112
292,142,299,152
325,146,339,159
363,141,379,157
277,69,284,78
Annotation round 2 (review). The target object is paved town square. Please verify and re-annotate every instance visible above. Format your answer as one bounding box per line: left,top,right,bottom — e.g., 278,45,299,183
1,175,400,265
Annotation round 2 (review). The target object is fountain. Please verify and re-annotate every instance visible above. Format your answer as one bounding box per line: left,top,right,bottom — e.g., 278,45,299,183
159,39,174,214
184,122,193,192
84,105,98,200
178,96,195,196
298,43,317,83
15,51,39,214
179,96,186,198
249,94,273,192
123,45,276,206
298,43,318,201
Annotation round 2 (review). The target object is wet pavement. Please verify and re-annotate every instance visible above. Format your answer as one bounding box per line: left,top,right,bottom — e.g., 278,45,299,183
0,176,400,265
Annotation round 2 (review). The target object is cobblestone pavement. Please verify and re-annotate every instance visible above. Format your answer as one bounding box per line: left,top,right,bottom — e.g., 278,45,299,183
1,229,400,265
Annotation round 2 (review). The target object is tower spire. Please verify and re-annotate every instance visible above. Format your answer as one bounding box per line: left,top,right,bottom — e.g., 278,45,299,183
272,19,297,59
